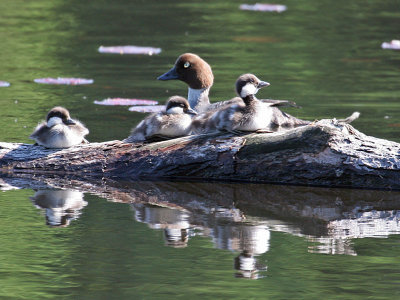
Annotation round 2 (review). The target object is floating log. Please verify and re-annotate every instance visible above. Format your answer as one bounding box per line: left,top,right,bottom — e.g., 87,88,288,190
0,118,399,189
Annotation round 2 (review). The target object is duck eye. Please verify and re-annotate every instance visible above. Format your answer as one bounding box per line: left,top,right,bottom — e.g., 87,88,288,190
183,61,190,68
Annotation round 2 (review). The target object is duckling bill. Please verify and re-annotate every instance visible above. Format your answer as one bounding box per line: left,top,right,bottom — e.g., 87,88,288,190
29,106,89,148
124,96,197,143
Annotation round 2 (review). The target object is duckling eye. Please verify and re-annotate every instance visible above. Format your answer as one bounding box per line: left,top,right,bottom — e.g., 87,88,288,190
183,61,190,68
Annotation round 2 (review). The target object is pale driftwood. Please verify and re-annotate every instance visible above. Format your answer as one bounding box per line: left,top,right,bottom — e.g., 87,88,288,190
0,119,399,189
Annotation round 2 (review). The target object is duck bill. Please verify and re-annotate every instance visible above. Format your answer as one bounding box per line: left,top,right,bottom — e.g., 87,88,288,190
65,118,76,125
186,108,198,115
157,66,179,80
258,81,270,89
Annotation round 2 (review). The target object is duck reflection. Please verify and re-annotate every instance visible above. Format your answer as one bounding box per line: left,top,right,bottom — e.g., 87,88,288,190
3,175,400,271
131,203,192,248
123,181,400,259
30,189,87,227
226,224,269,279
130,200,269,279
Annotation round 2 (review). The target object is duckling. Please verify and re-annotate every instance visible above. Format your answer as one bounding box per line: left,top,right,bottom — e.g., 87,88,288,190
211,74,274,132
194,74,310,134
124,96,197,143
29,106,89,148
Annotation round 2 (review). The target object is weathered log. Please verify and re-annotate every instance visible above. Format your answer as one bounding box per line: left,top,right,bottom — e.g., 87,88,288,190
0,119,399,189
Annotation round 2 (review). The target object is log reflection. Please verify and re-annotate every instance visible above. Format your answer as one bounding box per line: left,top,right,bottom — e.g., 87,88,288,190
1,175,400,278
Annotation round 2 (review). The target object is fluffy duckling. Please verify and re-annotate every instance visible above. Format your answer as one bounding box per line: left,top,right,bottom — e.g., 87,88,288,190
211,74,273,132
193,74,310,134
30,107,89,148
124,96,197,143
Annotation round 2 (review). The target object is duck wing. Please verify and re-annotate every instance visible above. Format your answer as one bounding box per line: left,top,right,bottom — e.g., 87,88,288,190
259,98,301,108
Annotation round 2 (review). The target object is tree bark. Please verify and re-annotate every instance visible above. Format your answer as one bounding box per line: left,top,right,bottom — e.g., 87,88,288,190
1,119,399,189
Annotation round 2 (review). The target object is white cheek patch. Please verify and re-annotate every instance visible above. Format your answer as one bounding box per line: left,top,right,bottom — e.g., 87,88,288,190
47,117,63,127
166,107,184,114
240,83,258,98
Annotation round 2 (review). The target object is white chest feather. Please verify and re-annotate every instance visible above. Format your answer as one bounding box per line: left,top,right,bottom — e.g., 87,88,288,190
156,114,193,137
48,125,86,148
243,103,273,130
225,102,273,131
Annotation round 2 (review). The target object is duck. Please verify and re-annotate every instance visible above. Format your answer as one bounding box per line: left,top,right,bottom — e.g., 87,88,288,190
194,74,312,134
157,53,299,113
29,106,89,148
124,96,197,143
192,74,310,134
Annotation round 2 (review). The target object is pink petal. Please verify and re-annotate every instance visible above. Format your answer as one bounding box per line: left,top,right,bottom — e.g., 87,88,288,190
381,40,400,50
240,3,287,12
94,98,158,106
128,105,165,113
0,81,10,87
98,46,162,55
34,77,94,85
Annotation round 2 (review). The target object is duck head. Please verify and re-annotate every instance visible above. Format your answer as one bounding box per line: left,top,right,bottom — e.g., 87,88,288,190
158,53,214,90
165,96,197,115
235,74,270,99
46,106,76,127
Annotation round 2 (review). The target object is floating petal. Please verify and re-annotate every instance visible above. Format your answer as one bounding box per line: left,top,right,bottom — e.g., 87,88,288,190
94,98,158,106
34,77,94,85
98,45,162,55
0,81,10,87
239,3,287,12
128,105,165,113
381,40,400,50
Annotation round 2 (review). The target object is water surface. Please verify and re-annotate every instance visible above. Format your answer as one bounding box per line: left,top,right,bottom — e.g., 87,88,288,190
0,0,400,299
0,178,400,299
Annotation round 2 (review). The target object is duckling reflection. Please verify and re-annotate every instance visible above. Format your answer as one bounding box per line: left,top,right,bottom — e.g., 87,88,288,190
130,200,269,278
213,223,270,279
30,189,87,227
22,178,400,259
131,203,192,248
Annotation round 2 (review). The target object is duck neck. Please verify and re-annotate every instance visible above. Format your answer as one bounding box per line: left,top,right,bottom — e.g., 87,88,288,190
242,94,256,106
188,87,210,113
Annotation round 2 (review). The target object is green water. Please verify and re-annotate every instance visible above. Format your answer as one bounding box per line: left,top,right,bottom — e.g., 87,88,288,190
0,181,399,299
1,0,400,299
